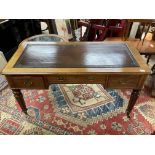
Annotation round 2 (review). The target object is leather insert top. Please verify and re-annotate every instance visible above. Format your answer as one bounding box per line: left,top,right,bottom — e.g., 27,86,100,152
14,43,139,68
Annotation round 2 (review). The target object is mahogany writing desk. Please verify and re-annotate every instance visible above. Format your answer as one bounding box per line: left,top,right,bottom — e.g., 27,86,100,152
2,42,150,118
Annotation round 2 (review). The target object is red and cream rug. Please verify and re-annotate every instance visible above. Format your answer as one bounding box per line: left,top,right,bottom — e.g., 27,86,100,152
0,82,155,135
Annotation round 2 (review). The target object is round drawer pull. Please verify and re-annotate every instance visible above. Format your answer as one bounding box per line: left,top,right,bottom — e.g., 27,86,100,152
119,80,128,85
24,80,33,87
57,76,64,81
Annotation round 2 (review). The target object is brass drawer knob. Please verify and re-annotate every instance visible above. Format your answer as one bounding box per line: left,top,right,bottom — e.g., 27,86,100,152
24,80,33,87
57,76,64,81
119,80,128,85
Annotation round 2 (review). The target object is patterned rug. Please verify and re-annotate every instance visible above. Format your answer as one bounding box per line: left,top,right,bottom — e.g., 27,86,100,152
0,80,155,134
0,75,7,91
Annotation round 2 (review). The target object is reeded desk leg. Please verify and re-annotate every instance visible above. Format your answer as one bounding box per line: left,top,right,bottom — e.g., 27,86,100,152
126,89,140,118
12,89,28,114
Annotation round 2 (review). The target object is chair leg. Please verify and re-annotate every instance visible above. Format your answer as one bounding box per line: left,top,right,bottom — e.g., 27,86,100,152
147,55,152,64
151,64,155,71
142,24,151,45
145,54,148,58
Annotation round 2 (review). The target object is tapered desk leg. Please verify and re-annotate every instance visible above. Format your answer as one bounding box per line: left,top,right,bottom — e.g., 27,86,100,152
12,89,28,114
126,89,140,118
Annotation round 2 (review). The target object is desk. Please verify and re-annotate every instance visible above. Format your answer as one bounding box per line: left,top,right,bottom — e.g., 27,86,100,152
2,42,150,118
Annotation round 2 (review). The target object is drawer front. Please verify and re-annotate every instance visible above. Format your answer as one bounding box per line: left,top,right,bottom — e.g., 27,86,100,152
46,75,106,84
108,75,140,88
11,76,45,89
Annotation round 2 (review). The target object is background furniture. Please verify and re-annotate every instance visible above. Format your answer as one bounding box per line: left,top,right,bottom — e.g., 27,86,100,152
0,19,42,61
77,19,127,41
92,24,108,41
124,19,153,42
42,19,75,41
106,19,127,39
78,19,108,41
78,20,90,41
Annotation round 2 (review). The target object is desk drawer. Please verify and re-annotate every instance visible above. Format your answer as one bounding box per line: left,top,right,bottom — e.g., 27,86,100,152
47,75,106,84
108,75,140,88
10,76,45,89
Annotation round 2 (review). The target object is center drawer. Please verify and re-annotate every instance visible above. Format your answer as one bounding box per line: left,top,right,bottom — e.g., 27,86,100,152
107,75,140,88
46,75,106,84
10,76,45,89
